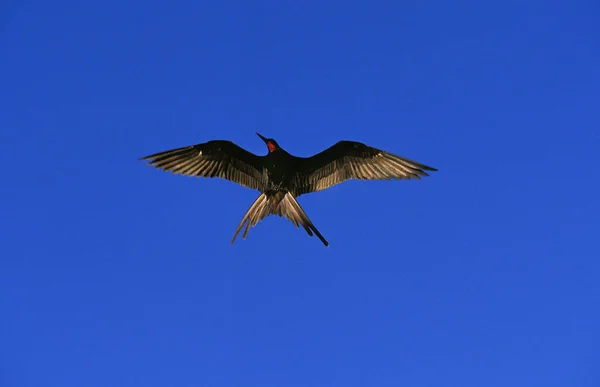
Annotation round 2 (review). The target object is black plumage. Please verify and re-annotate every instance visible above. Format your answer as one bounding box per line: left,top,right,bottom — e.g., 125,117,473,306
140,133,437,246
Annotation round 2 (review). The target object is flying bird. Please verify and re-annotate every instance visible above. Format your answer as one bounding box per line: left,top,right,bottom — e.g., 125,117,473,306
140,133,437,246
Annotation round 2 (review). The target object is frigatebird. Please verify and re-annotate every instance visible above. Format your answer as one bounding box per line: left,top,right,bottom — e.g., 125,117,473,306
140,133,437,246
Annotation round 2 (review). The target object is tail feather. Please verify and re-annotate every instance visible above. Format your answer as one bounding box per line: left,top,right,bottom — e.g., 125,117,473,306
230,192,329,246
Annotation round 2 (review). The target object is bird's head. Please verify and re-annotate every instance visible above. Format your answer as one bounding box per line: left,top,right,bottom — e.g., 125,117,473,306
256,132,280,153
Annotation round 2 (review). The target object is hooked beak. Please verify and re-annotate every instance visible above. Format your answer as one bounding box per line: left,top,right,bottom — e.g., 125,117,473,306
256,132,268,143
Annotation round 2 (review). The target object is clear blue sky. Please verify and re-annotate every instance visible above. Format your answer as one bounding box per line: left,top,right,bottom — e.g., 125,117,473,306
1,1,599,386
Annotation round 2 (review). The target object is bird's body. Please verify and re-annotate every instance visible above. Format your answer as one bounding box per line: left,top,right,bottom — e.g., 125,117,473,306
140,133,437,246
261,148,294,192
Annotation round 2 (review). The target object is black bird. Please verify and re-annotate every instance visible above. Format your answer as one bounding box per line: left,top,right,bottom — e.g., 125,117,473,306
140,133,437,246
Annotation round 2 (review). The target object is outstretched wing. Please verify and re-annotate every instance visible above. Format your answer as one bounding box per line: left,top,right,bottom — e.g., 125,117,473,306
140,140,267,191
293,141,437,195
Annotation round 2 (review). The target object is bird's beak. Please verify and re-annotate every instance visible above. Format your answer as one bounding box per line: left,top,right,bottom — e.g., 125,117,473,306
256,132,268,143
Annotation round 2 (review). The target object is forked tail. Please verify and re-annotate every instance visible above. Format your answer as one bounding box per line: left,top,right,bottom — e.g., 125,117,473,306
231,192,329,246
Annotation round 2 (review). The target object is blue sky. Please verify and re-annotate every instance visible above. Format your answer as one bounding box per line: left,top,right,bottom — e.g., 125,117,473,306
1,1,599,386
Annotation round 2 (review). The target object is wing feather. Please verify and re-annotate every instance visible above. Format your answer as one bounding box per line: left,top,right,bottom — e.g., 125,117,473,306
293,140,437,195
140,140,266,191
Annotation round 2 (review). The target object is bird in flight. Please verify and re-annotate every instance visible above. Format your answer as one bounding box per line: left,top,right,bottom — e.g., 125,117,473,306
140,133,437,246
